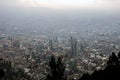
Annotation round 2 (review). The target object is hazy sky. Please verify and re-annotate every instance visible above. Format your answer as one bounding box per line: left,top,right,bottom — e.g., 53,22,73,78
0,0,120,10
0,0,120,34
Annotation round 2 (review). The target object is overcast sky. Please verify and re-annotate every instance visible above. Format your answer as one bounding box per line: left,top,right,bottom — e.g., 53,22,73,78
0,0,120,10
0,0,120,34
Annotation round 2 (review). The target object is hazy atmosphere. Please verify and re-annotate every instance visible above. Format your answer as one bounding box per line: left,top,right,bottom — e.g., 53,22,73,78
0,0,120,35
0,0,120,10
0,0,120,80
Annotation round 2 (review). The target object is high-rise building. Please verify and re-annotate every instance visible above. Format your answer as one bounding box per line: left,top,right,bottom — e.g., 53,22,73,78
70,37,78,57
49,39,53,51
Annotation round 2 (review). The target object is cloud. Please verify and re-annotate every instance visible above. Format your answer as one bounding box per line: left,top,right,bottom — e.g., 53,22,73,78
0,0,120,10
95,0,120,10
0,0,21,7
20,0,120,10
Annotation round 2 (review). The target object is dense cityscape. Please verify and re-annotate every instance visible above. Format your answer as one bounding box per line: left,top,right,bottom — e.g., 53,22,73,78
0,29,120,79
1,0,120,80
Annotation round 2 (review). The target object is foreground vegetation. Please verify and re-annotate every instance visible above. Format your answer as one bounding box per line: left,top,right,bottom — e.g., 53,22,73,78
0,52,120,80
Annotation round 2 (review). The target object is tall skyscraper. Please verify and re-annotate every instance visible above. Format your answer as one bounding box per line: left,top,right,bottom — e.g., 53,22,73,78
49,39,53,51
70,37,78,57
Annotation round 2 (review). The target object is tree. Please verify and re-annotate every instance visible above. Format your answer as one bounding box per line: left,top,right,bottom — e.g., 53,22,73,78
57,57,66,80
0,69,5,79
79,73,91,80
46,55,67,80
79,52,120,80
107,52,118,66
118,52,120,59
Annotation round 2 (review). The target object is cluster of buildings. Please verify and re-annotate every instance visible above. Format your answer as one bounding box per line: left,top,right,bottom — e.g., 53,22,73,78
0,31,120,80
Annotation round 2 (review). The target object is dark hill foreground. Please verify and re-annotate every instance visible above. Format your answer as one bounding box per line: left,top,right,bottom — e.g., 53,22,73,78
79,52,120,80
